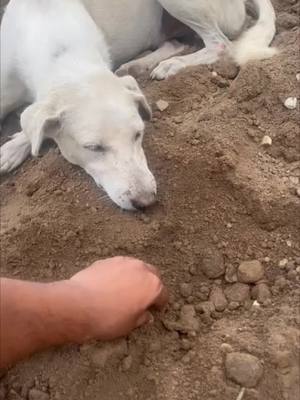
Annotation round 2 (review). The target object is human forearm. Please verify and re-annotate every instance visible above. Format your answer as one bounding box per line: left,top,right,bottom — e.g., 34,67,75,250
0,278,88,369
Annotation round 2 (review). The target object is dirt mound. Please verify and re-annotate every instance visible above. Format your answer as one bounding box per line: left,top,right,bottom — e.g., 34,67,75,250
1,1,300,399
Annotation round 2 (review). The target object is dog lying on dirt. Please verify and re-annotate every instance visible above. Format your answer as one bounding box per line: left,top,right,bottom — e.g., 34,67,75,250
0,0,276,210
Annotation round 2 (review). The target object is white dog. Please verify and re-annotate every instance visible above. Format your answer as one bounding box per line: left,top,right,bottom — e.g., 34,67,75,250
0,0,276,209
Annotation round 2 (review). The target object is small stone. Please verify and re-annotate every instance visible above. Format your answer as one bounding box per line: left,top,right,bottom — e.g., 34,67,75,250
209,287,228,311
201,247,225,278
251,283,271,303
261,135,272,147
181,339,192,351
228,301,240,310
225,352,263,388
156,99,169,112
275,277,288,289
28,389,50,400
180,283,193,298
220,343,234,353
290,176,299,185
278,259,288,269
225,264,238,283
284,97,297,110
180,305,200,332
195,301,215,315
296,187,300,198
225,283,250,303
238,260,264,283
297,73,300,82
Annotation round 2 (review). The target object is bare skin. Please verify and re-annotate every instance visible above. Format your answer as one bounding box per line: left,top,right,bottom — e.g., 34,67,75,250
0,257,168,369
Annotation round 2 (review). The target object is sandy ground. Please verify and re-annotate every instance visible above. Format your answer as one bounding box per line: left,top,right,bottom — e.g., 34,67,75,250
1,1,300,399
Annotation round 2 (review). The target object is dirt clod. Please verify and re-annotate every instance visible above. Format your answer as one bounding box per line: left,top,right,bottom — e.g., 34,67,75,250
224,283,250,303
251,283,272,303
238,260,264,283
201,247,225,279
225,352,264,388
209,286,228,311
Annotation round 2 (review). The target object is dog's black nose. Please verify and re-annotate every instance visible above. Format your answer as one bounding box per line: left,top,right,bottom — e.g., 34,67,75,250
131,192,157,210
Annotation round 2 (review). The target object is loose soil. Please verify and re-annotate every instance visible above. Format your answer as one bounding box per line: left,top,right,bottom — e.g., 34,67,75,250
1,1,300,399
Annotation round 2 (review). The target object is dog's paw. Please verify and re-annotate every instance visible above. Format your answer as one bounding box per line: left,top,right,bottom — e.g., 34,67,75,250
115,61,149,78
0,133,31,174
151,58,185,80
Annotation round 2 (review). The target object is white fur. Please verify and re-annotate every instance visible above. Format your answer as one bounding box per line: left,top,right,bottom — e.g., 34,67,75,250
0,0,277,209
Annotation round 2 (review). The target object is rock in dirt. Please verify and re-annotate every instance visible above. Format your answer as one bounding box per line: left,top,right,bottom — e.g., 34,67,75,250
163,305,200,334
225,283,250,303
209,287,228,312
225,264,238,283
251,283,271,303
284,97,297,110
238,260,264,284
156,99,169,112
180,305,200,332
261,135,272,147
225,352,263,388
28,389,50,400
180,283,193,298
201,247,225,279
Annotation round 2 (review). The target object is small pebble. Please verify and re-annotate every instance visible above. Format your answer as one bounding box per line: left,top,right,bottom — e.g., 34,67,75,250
209,287,228,311
251,283,271,303
296,73,300,82
261,135,272,147
275,277,288,289
284,97,297,110
220,343,234,353
278,259,288,269
228,301,240,310
156,99,169,112
180,283,193,298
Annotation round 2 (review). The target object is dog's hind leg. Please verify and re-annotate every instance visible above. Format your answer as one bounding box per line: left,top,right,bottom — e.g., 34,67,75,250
151,30,227,80
153,0,245,79
115,40,187,78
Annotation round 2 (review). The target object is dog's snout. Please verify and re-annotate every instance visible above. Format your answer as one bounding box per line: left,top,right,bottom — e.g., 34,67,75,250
131,191,157,210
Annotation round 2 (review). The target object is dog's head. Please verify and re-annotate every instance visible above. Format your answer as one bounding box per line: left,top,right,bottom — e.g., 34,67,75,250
21,73,157,210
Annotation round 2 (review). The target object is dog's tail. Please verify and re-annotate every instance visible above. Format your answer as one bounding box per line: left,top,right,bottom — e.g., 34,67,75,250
232,0,277,65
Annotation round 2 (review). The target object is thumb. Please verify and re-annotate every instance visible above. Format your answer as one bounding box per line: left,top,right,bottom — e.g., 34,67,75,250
135,311,154,328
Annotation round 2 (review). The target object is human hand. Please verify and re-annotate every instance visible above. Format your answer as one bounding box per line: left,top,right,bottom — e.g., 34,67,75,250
69,257,168,341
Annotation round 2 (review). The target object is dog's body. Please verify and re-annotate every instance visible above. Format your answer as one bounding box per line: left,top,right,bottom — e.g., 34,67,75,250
0,0,276,209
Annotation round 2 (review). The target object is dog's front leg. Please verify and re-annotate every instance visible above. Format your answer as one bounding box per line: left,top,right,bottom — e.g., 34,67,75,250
0,132,32,174
115,40,187,78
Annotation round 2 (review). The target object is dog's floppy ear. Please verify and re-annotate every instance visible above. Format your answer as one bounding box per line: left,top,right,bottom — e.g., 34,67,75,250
21,99,65,157
120,75,152,121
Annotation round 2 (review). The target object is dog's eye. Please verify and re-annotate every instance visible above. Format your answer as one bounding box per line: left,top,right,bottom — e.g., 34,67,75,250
134,132,142,142
84,144,107,153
